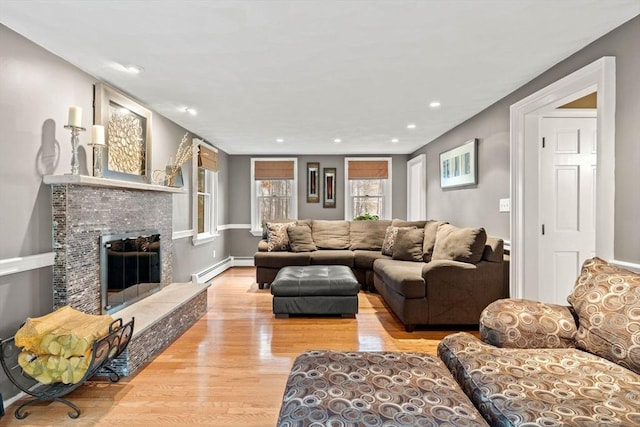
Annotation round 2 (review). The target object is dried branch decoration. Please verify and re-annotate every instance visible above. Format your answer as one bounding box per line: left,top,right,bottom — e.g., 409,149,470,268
153,132,193,186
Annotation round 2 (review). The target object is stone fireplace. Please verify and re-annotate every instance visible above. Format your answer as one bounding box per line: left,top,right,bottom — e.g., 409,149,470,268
45,175,209,376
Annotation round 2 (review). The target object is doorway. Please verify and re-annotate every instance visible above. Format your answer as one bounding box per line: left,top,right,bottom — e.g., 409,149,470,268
509,57,616,300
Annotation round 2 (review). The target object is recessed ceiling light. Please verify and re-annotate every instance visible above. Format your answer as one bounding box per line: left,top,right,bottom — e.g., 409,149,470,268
126,64,144,74
407,124,416,129
276,138,284,143
180,107,197,115
429,101,441,108
391,138,399,143
334,138,342,143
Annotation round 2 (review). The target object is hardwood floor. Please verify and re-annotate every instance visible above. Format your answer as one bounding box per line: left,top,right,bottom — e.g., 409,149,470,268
3,267,478,426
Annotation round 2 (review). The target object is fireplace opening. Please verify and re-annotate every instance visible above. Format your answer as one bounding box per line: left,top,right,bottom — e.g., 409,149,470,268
100,230,162,314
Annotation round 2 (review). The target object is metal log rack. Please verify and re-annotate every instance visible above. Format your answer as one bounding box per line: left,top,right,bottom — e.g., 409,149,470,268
0,317,134,419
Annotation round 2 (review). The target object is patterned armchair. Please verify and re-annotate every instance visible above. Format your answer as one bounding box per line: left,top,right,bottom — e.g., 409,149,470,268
438,257,640,426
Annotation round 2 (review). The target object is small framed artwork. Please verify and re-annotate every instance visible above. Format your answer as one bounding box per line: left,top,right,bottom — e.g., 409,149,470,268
307,162,320,203
95,82,153,183
440,138,478,189
323,167,336,208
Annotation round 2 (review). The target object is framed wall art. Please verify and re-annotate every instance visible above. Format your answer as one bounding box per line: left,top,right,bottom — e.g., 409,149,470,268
323,167,336,208
95,82,152,183
307,162,320,203
440,138,478,189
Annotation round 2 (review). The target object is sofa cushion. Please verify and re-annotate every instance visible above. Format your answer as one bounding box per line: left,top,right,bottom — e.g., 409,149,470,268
373,259,425,298
381,226,416,256
422,220,446,262
438,332,640,427
480,299,578,349
311,220,350,249
287,225,317,252
349,219,391,250
353,250,391,270
267,221,296,251
309,250,354,267
567,257,640,375
432,224,487,264
392,228,425,262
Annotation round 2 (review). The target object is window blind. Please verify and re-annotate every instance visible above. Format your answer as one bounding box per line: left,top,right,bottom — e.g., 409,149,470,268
198,146,219,172
348,160,388,179
254,160,294,180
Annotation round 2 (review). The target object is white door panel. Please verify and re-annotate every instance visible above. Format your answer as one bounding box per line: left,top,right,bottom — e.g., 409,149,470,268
539,114,596,304
407,155,426,221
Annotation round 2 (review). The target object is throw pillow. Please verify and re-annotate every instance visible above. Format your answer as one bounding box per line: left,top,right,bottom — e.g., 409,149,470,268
392,228,425,262
431,223,487,263
422,220,447,262
266,222,295,252
287,225,317,252
567,257,640,375
381,226,416,256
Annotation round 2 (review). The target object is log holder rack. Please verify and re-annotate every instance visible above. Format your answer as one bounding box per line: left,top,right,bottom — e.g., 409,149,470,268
0,317,134,419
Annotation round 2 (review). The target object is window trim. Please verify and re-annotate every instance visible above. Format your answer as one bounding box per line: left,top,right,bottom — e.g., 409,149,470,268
344,157,392,220
250,157,298,236
192,139,219,245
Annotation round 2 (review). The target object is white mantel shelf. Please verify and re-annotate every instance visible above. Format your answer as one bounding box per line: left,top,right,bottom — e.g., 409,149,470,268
43,174,186,193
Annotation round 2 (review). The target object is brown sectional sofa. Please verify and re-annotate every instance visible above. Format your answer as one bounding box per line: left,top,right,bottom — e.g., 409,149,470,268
254,218,506,331
438,257,640,425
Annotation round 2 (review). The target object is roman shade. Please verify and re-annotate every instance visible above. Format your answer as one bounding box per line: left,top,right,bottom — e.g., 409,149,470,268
198,146,219,172
254,160,295,180
347,160,389,179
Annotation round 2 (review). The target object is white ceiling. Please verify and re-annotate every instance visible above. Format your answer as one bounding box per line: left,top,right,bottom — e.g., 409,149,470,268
1,1,639,155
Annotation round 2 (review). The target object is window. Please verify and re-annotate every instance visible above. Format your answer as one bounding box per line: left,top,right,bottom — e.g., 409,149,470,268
251,158,298,236
344,158,392,220
192,141,219,245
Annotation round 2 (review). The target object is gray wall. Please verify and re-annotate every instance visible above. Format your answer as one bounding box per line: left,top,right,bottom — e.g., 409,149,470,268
228,154,409,258
0,24,231,400
411,15,640,264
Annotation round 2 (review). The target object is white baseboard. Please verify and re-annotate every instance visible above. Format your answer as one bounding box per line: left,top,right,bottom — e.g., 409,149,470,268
191,257,233,283
190,257,255,283
231,257,255,267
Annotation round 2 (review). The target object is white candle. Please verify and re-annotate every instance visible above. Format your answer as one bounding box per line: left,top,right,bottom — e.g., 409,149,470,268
91,125,105,145
67,105,82,127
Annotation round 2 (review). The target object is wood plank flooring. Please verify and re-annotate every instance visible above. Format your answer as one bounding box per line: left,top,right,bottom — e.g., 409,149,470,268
3,267,478,426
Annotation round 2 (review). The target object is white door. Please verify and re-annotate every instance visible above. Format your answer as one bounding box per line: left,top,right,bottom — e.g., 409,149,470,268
407,155,426,220
539,111,597,304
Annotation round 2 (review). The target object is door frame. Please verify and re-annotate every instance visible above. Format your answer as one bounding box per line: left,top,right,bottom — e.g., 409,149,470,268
407,154,426,220
509,56,616,299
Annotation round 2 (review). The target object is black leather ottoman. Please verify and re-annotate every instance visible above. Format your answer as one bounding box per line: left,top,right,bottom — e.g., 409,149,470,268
270,265,359,318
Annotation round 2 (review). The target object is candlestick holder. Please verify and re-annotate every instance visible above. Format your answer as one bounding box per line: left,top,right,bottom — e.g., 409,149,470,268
63,125,86,175
89,143,107,178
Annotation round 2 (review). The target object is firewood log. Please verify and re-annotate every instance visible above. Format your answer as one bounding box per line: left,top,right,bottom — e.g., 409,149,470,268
15,306,113,358
18,351,90,385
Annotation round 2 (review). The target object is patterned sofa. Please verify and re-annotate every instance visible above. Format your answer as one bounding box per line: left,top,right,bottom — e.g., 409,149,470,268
438,257,640,425
254,219,506,330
